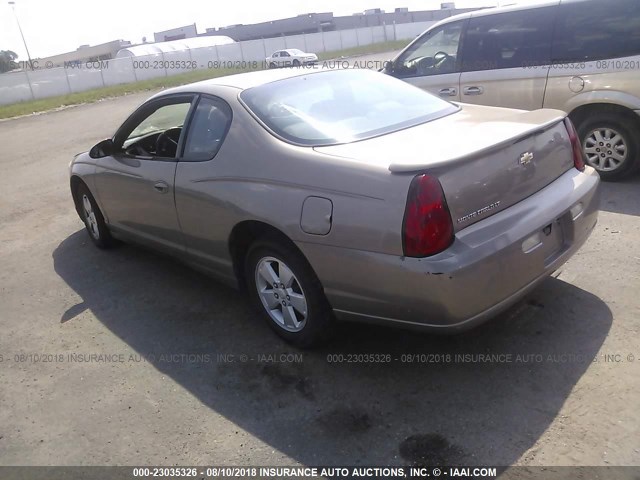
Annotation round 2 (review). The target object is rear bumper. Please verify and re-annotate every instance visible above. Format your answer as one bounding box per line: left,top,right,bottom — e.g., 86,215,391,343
300,167,600,331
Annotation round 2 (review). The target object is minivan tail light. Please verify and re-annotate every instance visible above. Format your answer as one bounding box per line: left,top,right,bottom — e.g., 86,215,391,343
564,117,586,172
403,174,454,257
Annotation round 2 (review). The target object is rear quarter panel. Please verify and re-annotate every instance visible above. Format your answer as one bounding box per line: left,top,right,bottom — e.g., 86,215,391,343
173,94,414,281
543,56,640,113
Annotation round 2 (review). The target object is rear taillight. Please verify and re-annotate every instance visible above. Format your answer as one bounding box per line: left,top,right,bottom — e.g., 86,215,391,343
402,174,454,257
564,117,586,172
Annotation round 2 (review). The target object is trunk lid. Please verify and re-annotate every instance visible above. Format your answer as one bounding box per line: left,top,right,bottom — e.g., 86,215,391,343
314,105,574,231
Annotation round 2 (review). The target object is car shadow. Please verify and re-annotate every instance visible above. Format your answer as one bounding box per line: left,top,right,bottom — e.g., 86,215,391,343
53,230,612,466
598,174,640,217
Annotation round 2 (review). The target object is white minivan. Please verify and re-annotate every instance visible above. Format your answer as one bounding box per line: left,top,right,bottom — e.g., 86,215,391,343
384,0,640,180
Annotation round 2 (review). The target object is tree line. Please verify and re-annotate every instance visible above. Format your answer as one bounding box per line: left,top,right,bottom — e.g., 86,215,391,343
0,50,19,73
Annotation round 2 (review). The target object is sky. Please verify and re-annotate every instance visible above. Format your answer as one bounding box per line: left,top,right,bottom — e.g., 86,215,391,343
0,0,513,60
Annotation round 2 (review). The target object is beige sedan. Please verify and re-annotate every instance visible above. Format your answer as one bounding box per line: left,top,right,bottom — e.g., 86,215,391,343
70,68,599,346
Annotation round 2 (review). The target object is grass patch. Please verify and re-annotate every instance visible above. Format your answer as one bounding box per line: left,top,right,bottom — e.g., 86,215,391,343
0,39,408,120
0,67,251,120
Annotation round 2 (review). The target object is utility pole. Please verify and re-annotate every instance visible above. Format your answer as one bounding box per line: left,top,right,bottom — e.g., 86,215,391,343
8,1,34,70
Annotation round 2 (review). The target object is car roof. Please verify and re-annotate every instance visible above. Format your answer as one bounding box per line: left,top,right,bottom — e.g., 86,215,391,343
152,67,324,98
431,0,592,26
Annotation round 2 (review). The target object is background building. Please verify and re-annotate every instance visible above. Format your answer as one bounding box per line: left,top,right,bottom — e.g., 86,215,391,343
203,5,479,41
205,13,334,41
34,40,131,68
154,24,198,42
115,36,234,59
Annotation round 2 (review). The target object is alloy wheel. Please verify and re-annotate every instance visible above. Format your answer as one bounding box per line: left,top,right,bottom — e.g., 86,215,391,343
254,256,308,332
82,194,100,240
583,127,628,172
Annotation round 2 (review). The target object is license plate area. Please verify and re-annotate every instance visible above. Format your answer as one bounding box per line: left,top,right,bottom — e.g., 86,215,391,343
541,220,566,266
521,218,567,266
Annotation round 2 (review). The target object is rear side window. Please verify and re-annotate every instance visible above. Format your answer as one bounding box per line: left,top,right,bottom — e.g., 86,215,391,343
461,7,555,72
552,0,640,62
182,96,232,161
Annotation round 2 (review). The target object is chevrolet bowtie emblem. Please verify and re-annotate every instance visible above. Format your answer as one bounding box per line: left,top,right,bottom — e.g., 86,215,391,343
519,152,534,166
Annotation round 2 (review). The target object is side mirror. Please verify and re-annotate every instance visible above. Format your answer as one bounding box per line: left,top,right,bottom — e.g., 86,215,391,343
89,139,114,159
381,60,395,74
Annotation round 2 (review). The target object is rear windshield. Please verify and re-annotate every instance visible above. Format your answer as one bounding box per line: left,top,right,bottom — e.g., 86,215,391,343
239,69,458,146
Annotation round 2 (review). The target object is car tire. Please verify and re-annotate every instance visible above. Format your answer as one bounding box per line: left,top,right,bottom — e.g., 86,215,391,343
75,182,114,249
576,113,640,181
269,62,276,69
292,59,301,67
245,238,334,347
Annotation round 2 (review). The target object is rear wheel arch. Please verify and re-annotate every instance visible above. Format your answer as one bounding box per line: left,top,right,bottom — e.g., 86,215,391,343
568,103,640,180
230,220,334,347
228,221,316,292
568,103,640,132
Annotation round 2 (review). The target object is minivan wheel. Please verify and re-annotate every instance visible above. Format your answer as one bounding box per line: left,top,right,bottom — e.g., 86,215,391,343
75,183,114,249
577,114,639,181
245,239,334,347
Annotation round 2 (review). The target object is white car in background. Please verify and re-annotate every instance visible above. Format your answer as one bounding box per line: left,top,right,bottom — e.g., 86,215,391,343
266,49,318,68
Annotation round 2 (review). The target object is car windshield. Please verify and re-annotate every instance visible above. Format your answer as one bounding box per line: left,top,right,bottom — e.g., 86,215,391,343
289,49,304,55
239,69,458,146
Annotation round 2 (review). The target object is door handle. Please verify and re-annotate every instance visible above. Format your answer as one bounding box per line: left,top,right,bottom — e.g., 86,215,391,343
463,86,484,96
153,181,169,194
438,87,458,97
